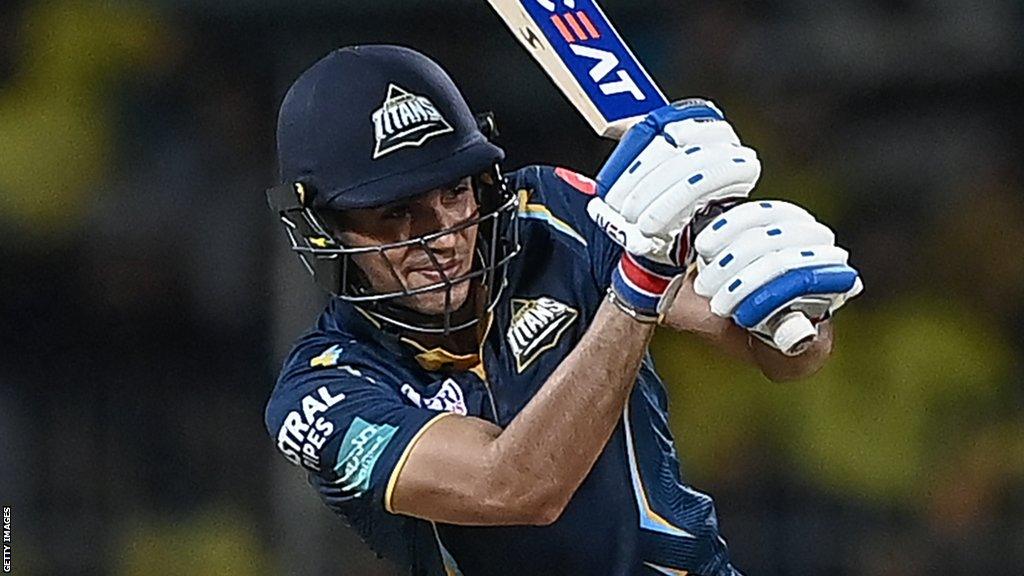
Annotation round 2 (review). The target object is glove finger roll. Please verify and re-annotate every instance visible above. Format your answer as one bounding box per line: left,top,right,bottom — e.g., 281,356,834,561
695,220,838,297
663,118,742,148
586,197,668,255
708,245,850,316
695,200,817,257
621,143,759,222
602,136,679,208
634,165,759,240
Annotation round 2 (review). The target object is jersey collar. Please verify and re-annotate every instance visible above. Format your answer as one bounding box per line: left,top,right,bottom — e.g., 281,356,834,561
328,298,490,377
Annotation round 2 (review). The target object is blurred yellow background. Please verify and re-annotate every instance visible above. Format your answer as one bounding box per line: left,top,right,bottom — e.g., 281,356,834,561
1,1,1021,575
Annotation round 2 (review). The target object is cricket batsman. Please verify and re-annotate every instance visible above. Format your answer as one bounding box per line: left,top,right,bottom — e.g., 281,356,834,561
265,45,861,575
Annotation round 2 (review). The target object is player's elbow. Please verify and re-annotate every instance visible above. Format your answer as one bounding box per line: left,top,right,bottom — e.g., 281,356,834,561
514,480,571,525
529,491,570,525
762,349,832,383
477,453,570,525
487,482,568,526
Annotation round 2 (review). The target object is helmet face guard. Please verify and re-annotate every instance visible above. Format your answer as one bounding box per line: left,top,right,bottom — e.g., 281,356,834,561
267,167,520,335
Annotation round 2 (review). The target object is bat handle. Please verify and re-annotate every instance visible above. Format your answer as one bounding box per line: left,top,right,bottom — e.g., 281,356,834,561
770,310,818,356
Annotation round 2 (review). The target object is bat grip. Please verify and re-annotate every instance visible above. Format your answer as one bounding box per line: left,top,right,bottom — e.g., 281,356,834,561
770,310,818,356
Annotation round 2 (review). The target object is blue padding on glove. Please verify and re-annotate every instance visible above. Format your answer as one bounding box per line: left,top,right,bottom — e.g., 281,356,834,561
733,264,859,328
646,102,723,132
596,101,725,197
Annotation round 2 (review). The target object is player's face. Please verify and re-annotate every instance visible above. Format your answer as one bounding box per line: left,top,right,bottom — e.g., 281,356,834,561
335,177,480,315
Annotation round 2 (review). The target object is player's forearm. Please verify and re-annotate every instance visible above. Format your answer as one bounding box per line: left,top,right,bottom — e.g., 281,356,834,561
665,275,834,381
672,313,834,383
488,298,653,522
688,316,833,381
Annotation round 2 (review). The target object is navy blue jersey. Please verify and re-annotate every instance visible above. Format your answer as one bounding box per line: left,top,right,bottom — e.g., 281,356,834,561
265,165,739,576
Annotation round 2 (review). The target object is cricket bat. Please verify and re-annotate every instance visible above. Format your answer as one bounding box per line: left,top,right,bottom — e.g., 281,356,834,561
485,0,665,139
486,0,819,353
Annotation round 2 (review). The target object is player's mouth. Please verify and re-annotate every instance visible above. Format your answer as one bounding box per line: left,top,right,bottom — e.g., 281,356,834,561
407,257,465,285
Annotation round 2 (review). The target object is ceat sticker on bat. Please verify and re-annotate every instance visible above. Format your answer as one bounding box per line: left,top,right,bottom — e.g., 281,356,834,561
555,167,597,196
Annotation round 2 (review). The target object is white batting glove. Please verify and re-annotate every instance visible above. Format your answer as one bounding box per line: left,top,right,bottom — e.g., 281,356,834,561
588,99,761,322
693,200,863,352
588,98,761,266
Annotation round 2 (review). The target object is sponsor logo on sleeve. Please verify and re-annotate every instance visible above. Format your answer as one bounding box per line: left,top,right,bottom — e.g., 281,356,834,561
400,378,467,415
507,296,579,373
333,417,398,495
276,386,346,472
372,84,453,159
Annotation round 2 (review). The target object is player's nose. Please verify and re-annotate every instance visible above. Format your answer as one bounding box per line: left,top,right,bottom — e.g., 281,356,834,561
425,215,459,251
414,192,464,244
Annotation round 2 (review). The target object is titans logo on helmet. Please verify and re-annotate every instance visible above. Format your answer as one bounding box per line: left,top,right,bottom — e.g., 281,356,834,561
372,84,454,159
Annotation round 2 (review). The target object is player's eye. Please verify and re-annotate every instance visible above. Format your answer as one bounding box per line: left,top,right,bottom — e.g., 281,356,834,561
381,203,412,220
442,183,471,203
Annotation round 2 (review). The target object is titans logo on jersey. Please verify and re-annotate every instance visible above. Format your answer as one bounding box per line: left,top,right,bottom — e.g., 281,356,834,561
265,166,741,576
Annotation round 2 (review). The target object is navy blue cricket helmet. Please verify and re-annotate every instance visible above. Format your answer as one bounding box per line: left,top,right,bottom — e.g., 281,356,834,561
276,45,506,209
267,45,520,335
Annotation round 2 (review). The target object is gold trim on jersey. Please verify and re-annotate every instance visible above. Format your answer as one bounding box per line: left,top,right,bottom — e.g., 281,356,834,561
383,411,457,514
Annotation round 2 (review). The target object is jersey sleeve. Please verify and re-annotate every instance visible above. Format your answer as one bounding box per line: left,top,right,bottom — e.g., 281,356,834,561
510,165,623,289
265,339,454,512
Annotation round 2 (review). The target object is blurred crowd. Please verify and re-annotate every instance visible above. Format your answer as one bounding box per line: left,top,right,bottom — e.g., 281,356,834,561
0,1,1021,575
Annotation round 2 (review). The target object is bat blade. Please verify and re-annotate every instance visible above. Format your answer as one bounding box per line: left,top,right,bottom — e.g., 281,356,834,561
487,0,667,139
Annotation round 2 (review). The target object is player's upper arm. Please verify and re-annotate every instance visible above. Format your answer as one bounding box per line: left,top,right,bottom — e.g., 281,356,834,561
386,412,566,525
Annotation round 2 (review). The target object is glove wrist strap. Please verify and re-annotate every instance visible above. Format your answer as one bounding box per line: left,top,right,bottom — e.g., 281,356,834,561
609,253,684,323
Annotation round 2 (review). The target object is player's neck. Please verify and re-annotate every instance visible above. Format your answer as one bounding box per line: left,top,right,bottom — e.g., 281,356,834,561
407,326,482,358
375,283,491,364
